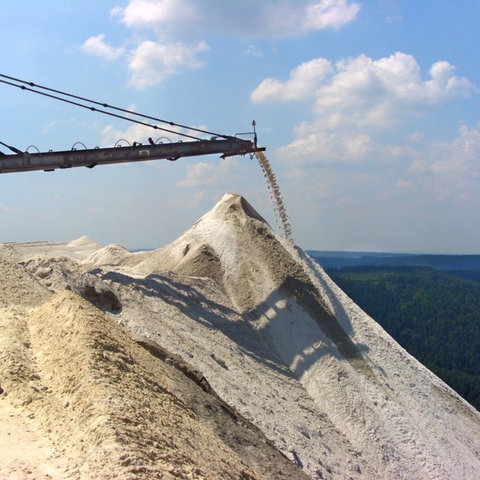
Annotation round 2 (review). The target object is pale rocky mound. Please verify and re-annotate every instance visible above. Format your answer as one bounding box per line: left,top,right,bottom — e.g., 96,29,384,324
0,254,61,479
0,286,307,479
66,235,99,250
92,192,479,479
2,192,480,480
1,236,100,263
0,256,51,309
82,243,133,269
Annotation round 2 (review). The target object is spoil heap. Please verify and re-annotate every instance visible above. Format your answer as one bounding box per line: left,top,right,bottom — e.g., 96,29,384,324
1,193,480,479
0,255,307,479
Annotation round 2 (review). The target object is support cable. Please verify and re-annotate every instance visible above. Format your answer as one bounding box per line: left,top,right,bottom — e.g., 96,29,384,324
0,73,230,141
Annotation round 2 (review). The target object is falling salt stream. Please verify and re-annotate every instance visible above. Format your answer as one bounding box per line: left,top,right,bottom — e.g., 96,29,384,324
254,151,293,243
255,151,336,315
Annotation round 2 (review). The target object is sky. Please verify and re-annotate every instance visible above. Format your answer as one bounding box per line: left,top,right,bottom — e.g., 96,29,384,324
0,0,479,253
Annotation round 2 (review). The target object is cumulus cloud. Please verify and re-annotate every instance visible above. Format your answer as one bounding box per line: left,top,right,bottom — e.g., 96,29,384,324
261,51,479,228
113,0,360,38
302,0,361,30
177,162,217,187
128,40,209,88
281,121,480,255
249,0,360,37
407,124,480,202
0,203,20,213
177,158,236,187
256,52,475,170
395,179,415,191
101,123,154,146
112,0,198,34
80,34,124,60
288,122,480,211
278,129,374,163
251,58,333,103
428,123,480,179
253,52,474,131
101,120,205,147
83,1,359,87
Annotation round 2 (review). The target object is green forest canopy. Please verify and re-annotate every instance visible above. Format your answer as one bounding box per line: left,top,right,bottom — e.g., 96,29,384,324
323,265,480,412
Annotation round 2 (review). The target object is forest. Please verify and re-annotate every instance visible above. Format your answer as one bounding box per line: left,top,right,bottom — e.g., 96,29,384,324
320,264,480,411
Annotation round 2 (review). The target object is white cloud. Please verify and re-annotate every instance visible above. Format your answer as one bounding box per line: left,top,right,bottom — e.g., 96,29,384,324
178,158,236,187
278,130,374,163
252,0,360,36
429,124,480,182
165,190,207,209
101,121,204,147
80,34,124,60
244,44,264,58
101,123,155,146
395,179,415,191
177,162,217,187
402,123,480,197
291,127,479,212
278,121,480,254
253,52,474,132
84,1,359,87
112,0,360,38
259,52,479,227
112,0,198,34
0,203,20,213
285,123,480,213
302,0,361,31
251,58,333,103
424,61,475,101
127,40,209,89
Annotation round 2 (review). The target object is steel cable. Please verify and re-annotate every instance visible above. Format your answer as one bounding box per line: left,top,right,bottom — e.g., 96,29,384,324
0,73,230,141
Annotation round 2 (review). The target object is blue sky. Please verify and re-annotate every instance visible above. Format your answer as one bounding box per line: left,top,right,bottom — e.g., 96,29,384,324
1,0,479,253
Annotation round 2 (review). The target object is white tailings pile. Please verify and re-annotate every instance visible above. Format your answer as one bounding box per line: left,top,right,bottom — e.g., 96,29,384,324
1,192,480,479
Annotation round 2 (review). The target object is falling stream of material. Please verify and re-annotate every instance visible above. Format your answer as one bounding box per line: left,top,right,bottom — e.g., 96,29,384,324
255,151,336,315
255,151,293,244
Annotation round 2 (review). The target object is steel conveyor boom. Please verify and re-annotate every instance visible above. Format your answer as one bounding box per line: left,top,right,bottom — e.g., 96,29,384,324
0,137,265,174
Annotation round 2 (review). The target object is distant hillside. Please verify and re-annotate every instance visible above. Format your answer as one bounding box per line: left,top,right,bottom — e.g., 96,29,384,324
323,264,480,411
308,251,480,271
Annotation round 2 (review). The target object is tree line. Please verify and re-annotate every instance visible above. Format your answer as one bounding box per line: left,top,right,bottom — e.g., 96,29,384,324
326,265,480,411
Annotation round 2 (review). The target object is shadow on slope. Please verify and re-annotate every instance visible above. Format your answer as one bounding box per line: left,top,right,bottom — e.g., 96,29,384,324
98,269,296,378
100,264,374,386
249,273,374,382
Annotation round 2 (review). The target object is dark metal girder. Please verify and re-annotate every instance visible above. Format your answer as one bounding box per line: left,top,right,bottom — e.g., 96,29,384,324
0,137,265,174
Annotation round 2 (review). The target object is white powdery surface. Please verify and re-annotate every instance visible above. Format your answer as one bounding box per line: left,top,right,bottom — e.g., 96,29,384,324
270,244,480,478
3,192,480,479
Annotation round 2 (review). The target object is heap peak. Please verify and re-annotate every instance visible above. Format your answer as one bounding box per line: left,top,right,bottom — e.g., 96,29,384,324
203,192,268,225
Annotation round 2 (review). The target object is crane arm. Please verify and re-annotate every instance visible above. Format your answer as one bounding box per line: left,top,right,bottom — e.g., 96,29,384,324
0,137,265,174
